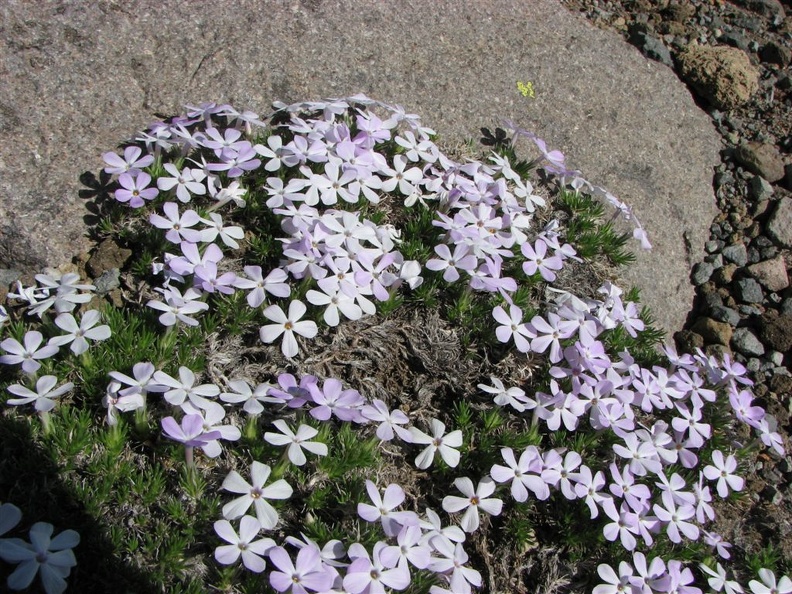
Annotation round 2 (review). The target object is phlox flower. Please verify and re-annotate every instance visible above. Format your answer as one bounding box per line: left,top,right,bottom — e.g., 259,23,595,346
220,379,280,416
418,508,466,547
664,560,702,594
264,420,327,466
357,480,418,537
653,491,699,543
572,465,614,519
48,310,111,355
0,331,59,374
193,261,237,295
490,446,549,502
221,461,293,530
593,561,637,594
699,562,744,594
115,171,159,207
213,516,275,573
207,179,247,210
478,377,536,413
102,380,145,426
306,282,363,327
381,524,432,571
156,163,207,203
360,399,412,442
410,419,463,469
103,145,154,175
161,413,221,450
703,531,733,559
307,378,365,422
528,312,577,363
541,449,582,500
602,502,640,551
151,366,220,412
233,266,290,308
344,541,411,593
442,477,502,533
492,304,533,353
199,212,245,249
756,415,785,456
196,402,241,458
428,537,482,594
0,521,79,594
426,243,478,282
521,238,563,282
630,552,668,594
703,450,744,498
6,375,73,413
108,362,156,399
268,544,335,594
147,286,209,327
749,569,792,594
149,202,203,243
260,300,318,358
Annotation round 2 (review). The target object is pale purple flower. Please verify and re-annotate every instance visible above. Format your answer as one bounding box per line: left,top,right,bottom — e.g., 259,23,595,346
260,300,318,358
602,502,640,551
207,179,247,210
492,304,533,353
478,377,536,413
703,531,733,559
357,480,418,537
221,461,293,530
426,243,477,283
1,331,59,374
528,312,577,363
193,261,237,295
653,491,699,543
749,569,792,594
233,266,290,308
213,516,275,573
151,366,219,412
0,521,79,594
103,145,154,175
264,420,327,466
521,238,564,282
220,379,280,416
428,538,482,594
156,163,206,203
196,402,241,458
149,202,204,243
48,310,111,355
703,450,744,498
6,375,74,413
305,282,363,327
115,171,159,207
442,477,502,533
199,212,245,249
161,413,221,448
664,560,702,594
268,545,334,594
109,362,156,399
381,524,432,571
307,378,365,422
572,465,614,519
344,541,411,593
147,286,209,327
699,562,744,594
360,399,412,442
593,562,637,594
102,380,145,426
490,446,549,502
410,419,463,469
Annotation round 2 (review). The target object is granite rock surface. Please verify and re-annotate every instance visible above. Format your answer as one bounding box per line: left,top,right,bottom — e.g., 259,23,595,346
0,0,722,334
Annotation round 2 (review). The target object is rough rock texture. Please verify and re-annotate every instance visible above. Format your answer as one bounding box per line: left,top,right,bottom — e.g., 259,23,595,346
767,198,792,247
0,0,722,334
677,44,760,109
734,141,787,182
747,256,789,292
759,313,792,353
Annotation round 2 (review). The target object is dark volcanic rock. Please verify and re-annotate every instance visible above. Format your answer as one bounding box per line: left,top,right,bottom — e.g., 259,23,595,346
759,314,792,352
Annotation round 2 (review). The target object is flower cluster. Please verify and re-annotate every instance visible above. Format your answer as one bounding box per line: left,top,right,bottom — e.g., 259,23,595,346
2,95,788,593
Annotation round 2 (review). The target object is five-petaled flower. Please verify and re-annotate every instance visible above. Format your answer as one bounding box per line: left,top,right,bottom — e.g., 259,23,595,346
259,300,318,358
221,461,293,529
